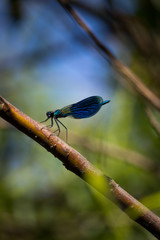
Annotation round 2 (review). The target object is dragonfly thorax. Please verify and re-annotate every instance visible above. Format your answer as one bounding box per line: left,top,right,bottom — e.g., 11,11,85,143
54,109,63,119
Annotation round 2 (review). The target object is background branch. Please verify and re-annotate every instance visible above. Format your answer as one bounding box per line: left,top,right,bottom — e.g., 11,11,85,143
70,132,160,178
58,0,160,112
0,96,160,239
145,107,160,136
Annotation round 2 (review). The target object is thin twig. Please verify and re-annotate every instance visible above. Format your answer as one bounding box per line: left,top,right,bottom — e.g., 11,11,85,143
145,107,160,136
70,132,160,178
0,96,160,238
58,0,160,112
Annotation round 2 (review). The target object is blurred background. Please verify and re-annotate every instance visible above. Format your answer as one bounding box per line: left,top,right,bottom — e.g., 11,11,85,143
0,0,160,239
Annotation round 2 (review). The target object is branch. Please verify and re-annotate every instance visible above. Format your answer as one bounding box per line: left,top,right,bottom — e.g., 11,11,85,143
1,122,159,177
0,96,160,238
145,107,160,137
58,0,160,112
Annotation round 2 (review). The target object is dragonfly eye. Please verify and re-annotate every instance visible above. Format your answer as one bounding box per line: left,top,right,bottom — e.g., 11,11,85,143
46,111,53,118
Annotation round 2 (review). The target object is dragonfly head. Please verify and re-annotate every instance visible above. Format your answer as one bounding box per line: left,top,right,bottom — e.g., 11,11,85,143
46,111,54,119
40,111,54,124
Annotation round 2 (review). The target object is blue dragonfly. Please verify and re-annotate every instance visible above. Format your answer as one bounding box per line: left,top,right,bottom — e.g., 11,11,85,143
41,96,110,142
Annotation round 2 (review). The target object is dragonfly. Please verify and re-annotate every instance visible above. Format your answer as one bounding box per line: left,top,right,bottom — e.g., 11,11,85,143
41,96,110,142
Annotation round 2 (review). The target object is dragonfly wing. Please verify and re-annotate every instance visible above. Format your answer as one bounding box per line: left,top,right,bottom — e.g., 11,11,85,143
70,96,103,119
60,105,72,117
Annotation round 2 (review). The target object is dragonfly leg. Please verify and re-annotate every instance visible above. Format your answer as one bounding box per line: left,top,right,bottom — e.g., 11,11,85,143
56,119,68,143
40,117,54,129
48,120,60,140
47,117,54,128
54,119,61,137
41,125,52,131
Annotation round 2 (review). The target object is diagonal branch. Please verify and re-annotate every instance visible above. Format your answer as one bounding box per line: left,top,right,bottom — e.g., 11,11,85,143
145,107,160,136
0,96,160,239
58,0,160,112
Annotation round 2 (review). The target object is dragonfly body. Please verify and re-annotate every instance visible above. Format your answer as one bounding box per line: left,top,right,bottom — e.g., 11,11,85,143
41,96,110,142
